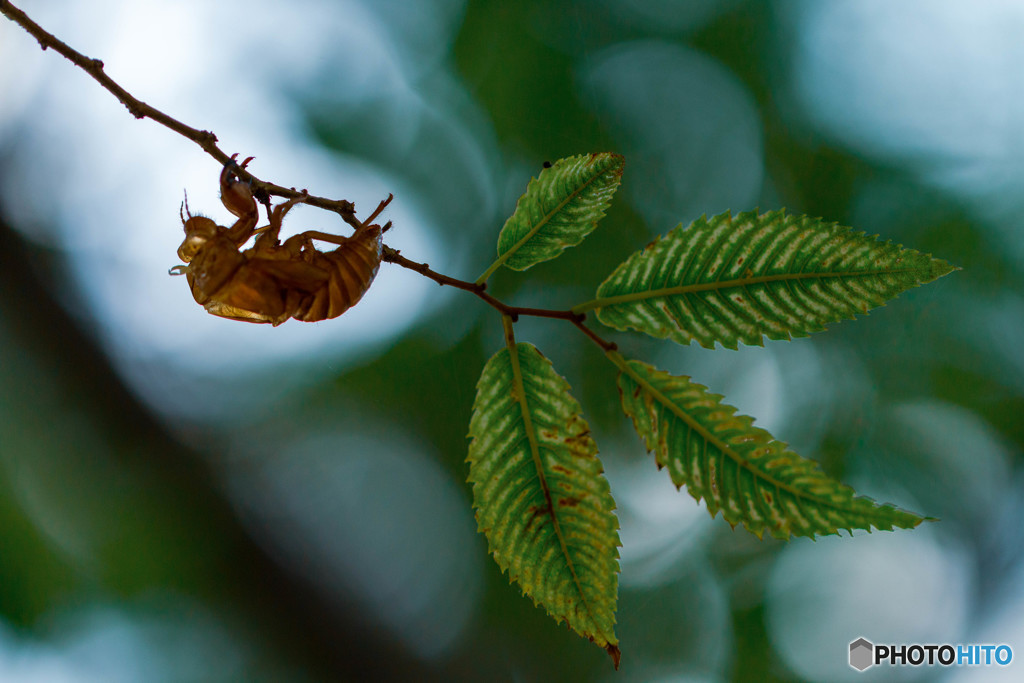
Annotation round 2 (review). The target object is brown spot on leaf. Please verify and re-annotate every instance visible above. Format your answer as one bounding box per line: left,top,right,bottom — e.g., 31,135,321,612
558,496,582,508
552,464,572,475
564,430,593,450
526,504,551,529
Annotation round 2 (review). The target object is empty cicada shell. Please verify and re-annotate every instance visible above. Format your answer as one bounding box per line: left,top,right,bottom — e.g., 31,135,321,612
171,155,390,326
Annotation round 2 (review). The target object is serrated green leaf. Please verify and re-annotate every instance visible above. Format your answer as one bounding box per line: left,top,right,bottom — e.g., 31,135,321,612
577,209,957,348
477,153,624,283
468,339,620,663
610,353,926,539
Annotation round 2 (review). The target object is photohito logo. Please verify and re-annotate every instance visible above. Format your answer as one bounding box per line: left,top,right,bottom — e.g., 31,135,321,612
849,637,1013,672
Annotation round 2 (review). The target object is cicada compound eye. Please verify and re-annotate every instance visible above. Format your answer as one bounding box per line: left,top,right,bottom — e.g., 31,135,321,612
177,234,208,263
178,216,219,262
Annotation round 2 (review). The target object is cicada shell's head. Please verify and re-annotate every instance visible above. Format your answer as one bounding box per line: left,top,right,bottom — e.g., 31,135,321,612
178,214,220,263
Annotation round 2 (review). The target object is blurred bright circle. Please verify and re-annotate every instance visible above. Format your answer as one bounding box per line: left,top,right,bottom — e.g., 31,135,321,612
766,530,972,681
582,40,764,232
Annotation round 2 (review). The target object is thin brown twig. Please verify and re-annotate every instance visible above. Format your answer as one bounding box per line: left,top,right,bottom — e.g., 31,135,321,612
0,0,361,228
382,247,618,352
2,0,619,351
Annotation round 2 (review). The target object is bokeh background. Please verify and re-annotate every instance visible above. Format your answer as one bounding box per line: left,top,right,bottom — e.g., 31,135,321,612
1,0,1022,681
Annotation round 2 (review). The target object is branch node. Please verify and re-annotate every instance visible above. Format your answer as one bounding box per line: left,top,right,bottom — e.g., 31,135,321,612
91,57,104,69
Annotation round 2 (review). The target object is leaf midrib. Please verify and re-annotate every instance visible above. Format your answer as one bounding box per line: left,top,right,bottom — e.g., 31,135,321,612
609,353,877,526
574,268,923,315
477,161,610,284
505,338,600,631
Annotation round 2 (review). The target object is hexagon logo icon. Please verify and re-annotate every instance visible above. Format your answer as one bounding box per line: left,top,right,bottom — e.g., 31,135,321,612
849,637,874,671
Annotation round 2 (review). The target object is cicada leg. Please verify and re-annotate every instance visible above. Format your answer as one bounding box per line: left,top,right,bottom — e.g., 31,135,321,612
248,194,308,257
292,230,351,247
360,193,393,228
220,154,256,218
292,193,394,247
221,154,260,247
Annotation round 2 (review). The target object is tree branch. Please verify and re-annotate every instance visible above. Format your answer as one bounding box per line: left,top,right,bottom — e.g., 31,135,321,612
2,0,618,351
0,0,361,228
382,246,617,352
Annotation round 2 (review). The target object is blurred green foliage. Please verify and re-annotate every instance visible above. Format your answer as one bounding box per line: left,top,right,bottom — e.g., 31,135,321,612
2,0,1021,681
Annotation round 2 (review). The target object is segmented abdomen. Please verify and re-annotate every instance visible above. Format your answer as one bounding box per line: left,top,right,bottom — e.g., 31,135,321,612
295,226,383,322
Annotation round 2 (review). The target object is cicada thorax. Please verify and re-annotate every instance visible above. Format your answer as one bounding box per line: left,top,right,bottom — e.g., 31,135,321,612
292,224,383,322
185,230,295,325
185,234,245,303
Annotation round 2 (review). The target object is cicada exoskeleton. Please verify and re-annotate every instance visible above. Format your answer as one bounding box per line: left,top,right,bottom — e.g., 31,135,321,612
171,155,390,325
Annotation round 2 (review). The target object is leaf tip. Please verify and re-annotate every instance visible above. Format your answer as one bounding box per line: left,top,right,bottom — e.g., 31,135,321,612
606,643,621,670
929,257,960,281
596,150,625,169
